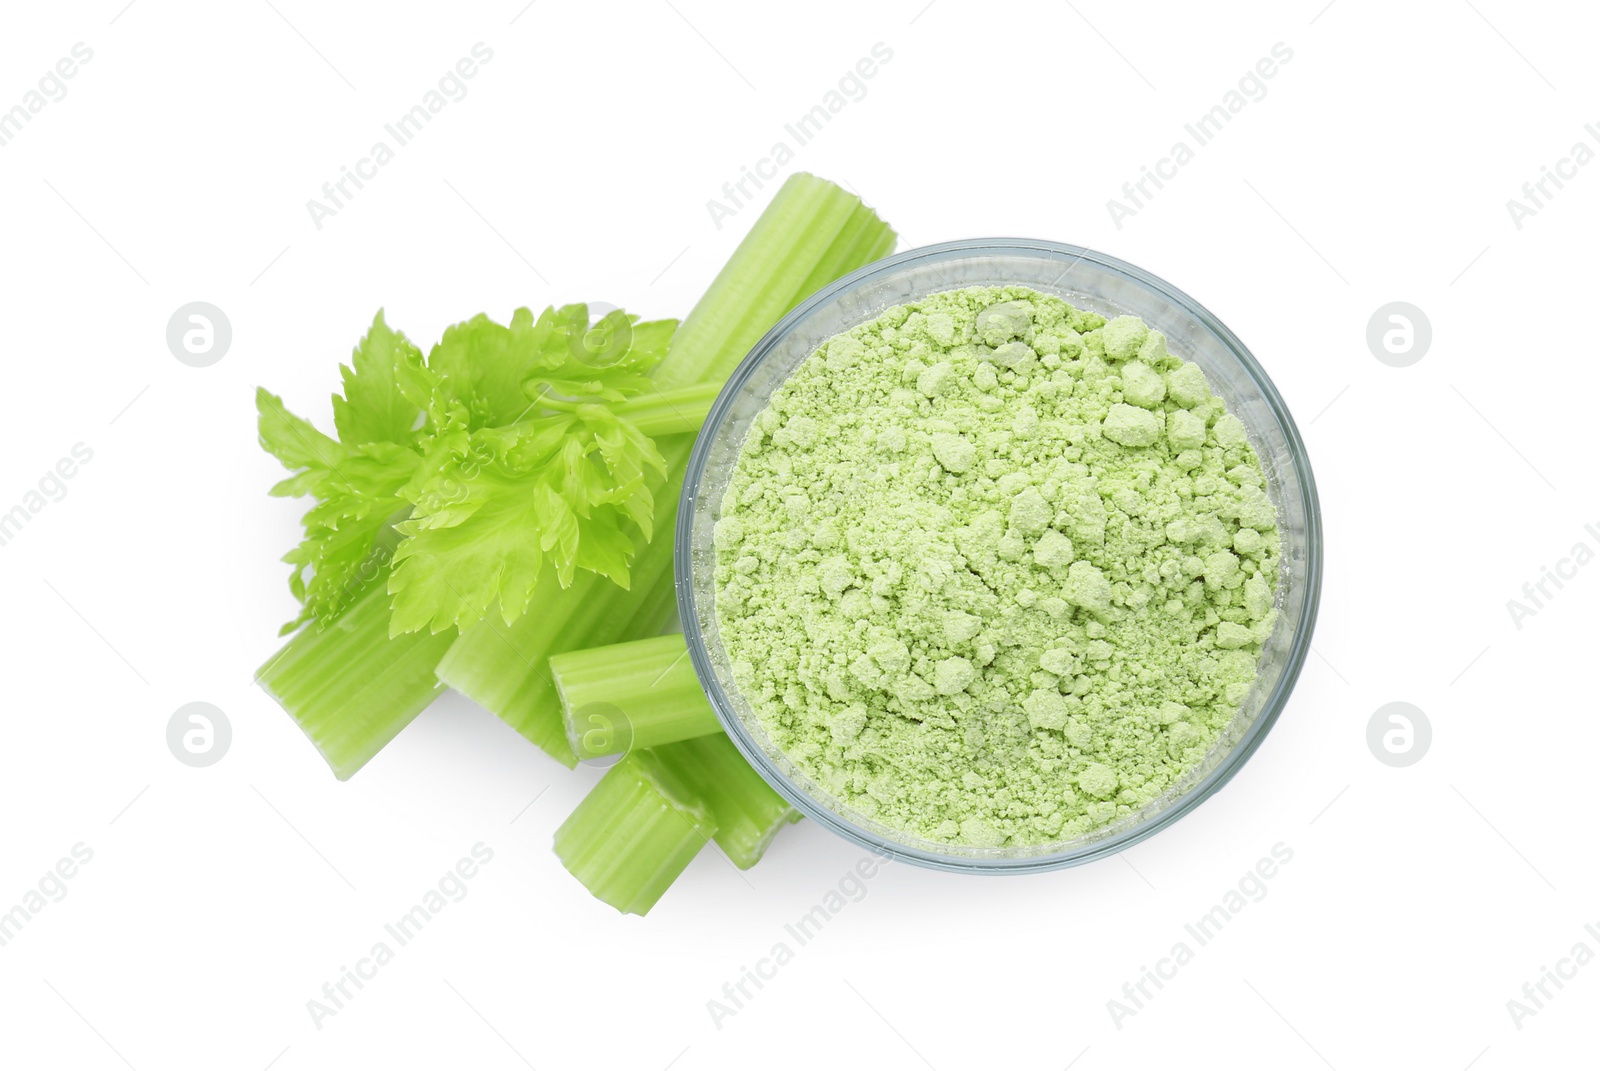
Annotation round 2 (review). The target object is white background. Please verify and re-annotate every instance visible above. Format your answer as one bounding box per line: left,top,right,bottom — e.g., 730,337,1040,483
2,0,1595,1067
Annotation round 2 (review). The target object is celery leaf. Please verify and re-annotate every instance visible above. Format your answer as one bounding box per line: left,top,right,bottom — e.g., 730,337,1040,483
263,304,679,636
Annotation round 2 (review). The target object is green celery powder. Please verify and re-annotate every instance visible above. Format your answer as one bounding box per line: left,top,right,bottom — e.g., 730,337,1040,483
713,287,1280,847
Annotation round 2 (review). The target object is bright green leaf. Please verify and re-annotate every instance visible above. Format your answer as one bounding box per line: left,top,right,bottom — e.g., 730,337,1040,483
332,311,431,447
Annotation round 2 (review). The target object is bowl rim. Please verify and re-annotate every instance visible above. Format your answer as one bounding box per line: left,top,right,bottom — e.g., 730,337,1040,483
675,237,1324,873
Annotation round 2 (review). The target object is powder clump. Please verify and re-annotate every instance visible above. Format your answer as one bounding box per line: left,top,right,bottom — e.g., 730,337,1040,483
714,285,1281,847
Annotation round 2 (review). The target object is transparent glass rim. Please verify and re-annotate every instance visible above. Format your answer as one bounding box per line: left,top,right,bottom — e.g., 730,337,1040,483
675,238,1324,874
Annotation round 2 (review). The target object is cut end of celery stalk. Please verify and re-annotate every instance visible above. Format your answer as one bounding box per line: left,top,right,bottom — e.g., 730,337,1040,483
553,751,716,915
551,633,720,761
654,734,800,869
256,574,454,780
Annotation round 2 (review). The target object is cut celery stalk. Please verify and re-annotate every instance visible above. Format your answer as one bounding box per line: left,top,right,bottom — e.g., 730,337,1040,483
552,634,719,760
553,750,716,915
654,734,800,869
438,174,896,763
255,570,455,780
654,173,900,391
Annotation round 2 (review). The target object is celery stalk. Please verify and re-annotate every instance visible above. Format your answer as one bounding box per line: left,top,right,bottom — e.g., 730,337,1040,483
552,634,719,760
653,735,800,869
553,750,716,915
439,174,896,762
653,174,900,391
255,570,455,780
612,383,721,437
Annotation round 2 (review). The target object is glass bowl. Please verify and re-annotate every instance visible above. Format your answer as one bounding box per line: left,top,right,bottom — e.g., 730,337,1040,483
675,238,1322,873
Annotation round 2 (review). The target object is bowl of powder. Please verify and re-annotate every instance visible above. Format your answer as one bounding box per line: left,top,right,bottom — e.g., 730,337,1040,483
676,239,1321,872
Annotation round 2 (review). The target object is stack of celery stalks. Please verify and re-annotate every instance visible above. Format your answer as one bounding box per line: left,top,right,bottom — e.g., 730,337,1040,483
256,175,895,915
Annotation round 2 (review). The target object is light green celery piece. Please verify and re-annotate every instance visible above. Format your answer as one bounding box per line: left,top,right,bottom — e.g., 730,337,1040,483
653,734,800,869
553,750,716,915
551,633,719,760
653,172,899,391
438,174,896,763
255,572,455,780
